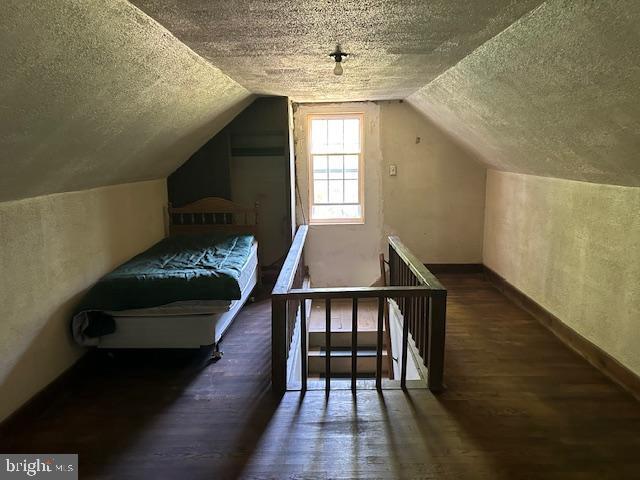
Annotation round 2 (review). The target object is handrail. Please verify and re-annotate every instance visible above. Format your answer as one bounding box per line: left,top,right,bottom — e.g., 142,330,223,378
272,225,309,395
281,285,430,300
272,225,308,295
388,235,446,291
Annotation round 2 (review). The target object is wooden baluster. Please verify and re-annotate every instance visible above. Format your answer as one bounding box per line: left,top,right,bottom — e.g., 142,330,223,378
376,296,384,391
401,263,407,313
428,292,447,392
401,295,411,390
418,296,425,362
422,296,429,364
414,292,420,357
351,298,358,392
406,266,411,304
325,298,331,393
412,275,418,341
300,299,307,392
408,275,414,339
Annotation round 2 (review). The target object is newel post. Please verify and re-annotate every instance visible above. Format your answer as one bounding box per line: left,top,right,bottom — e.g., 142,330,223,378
271,295,288,396
427,290,447,392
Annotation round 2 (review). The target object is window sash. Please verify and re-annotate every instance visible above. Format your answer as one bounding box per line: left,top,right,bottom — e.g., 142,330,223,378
311,154,359,206
308,114,364,223
309,117,361,155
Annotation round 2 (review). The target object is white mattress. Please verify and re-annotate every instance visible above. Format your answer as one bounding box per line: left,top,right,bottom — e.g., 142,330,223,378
97,260,259,348
109,241,258,317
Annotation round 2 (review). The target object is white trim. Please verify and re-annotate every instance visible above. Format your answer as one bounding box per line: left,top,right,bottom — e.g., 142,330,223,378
306,113,365,225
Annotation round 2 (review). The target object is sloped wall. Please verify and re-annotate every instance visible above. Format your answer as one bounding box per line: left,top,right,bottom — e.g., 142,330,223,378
0,180,167,422
408,0,640,186
484,171,640,375
0,0,253,202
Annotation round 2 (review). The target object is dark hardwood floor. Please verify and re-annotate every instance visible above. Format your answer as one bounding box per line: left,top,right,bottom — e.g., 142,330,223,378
2,274,640,479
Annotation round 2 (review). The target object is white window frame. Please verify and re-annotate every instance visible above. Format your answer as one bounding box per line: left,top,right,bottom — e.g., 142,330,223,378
307,113,365,225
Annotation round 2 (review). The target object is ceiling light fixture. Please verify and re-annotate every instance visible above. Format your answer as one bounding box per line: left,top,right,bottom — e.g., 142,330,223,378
329,46,349,76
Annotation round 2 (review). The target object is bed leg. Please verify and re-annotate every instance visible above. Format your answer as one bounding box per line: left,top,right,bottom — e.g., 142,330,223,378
211,343,224,361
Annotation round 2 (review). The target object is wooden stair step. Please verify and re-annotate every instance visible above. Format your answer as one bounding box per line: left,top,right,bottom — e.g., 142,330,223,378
308,330,380,348
307,347,389,374
307,347,388,357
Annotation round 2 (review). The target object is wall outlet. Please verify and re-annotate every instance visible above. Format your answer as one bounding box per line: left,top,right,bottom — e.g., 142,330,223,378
389,165,397,176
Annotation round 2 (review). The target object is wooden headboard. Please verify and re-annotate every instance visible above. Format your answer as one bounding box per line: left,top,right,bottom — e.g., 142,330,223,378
167,197,259,239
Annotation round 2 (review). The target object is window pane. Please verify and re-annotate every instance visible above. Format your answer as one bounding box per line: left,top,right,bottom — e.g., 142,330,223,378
327,119,344,152
313,155,328,179
328,179,343,203
314,180,328,203
311,119,328,153
344,180,359,203
344,155,358,179
344,119,360,153
328,155,343,180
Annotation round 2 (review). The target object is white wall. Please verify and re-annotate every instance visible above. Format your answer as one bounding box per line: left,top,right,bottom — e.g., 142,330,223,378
381,102,486,263
293,101,486,287
484,170,640,376
294,102,385,287
0,180,167,421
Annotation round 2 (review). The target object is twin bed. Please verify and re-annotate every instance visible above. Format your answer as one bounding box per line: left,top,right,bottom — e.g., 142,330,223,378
72,197,259,353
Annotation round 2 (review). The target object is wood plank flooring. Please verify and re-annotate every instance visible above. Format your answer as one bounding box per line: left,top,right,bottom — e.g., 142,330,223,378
2,274,640,479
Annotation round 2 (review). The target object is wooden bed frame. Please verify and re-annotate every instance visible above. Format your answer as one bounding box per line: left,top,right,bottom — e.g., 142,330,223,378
167,197,259,239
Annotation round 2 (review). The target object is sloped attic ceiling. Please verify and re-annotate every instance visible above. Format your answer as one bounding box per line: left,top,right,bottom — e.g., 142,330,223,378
2,0,638,197
407,1,640,187
128,0,640,187
0,0,253,202
129,0,545,102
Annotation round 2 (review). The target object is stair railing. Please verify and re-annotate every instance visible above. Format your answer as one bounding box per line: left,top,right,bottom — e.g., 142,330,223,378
272,225,308,394
388,236,447,392
271,228,447,395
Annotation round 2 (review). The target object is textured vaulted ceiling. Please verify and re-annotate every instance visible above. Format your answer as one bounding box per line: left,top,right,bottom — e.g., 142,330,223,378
129,0,544,102
0,0,253,202
2,0,639,200
407,1,640,186
128,0,640,186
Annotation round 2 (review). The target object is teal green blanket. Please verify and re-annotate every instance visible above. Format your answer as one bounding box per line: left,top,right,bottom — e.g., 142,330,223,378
73,234,254,338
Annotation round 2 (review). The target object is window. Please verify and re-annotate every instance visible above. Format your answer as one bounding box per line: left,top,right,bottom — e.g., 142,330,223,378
308,114,364,224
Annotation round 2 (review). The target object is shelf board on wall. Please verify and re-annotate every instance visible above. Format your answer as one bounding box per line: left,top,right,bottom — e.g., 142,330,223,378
231,146,285,157
230,130,286,158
